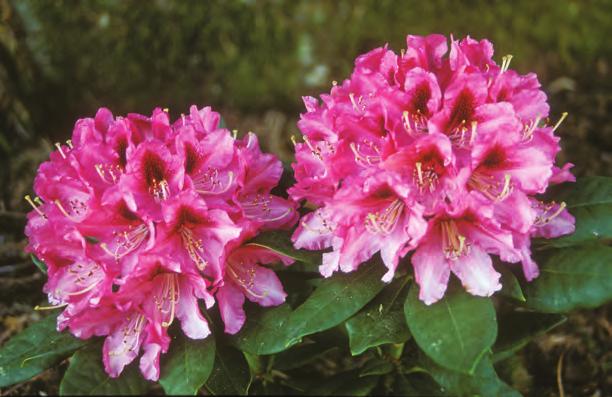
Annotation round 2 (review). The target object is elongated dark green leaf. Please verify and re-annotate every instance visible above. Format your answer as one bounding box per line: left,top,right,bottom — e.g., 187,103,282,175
231,304,294,355
284,259,386,347
159,334,216,395
523,245,612,312
233,260,386,355
546,176,612,207
205,343,251,396
30,254,47,275
0,314,87,387
540,176,612,248
493,311,566,362
404,285,497,374
59,343,148,395
422,354,521,397
246,230,321,265
346,276,411,355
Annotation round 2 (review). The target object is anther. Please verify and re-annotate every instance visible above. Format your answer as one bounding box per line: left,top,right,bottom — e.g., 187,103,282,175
25,195,45,217
232,129,238,139
66,139,74,149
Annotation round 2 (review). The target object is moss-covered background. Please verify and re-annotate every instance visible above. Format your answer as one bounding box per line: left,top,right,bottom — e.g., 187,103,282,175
1,0,610,395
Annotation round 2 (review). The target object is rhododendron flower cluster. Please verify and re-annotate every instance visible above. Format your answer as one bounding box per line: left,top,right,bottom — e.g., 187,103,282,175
290,34,575,305
25,106,297,380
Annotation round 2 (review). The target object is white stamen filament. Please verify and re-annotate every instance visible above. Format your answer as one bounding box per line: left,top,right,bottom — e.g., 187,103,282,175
181,227,208,270
552,112,568,132
365,199,404,235
34,303,68,311
350,142,381,166
441,220,470,260
468,172,513,201
109,314,145,357
227,265,268,300
501,54,513,73
54,143,66,159
54,200,79,221
194,170,234,195
535,201,567,226
100,224,149,260
469,121,478,145
158,274,179,328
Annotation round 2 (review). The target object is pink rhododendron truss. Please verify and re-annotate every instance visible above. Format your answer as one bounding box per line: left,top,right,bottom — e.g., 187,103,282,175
25,106,297,380
290,34,575,305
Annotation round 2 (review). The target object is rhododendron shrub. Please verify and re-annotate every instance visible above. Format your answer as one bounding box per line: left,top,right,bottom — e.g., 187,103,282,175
290,34,576,304
2,34,611,396
22,105,297,381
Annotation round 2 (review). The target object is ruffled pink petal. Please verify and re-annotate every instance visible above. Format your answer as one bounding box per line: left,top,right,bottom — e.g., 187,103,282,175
139,343,162,381
216,282,246,335
175,277,211,339
411,237,450,305
450,245,501,297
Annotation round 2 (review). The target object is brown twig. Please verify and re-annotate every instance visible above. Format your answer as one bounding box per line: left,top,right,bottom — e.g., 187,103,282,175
556,350,566,397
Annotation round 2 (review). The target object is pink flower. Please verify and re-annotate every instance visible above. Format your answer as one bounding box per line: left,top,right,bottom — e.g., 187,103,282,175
290,34,575,304
217,243,293,334
25,106,297,379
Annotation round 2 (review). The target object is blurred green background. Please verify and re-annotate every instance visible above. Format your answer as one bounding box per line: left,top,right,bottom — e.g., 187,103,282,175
0,0,610,395
1,0,611,210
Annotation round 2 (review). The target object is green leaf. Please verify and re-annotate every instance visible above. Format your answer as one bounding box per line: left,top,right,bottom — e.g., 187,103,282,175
59,342,149,395
540,176,612,248
523,245,612,312
30,254,47,275
231,304,294,355
346,276,411,355
493,311,566,363
233,260,386,355
159,334,216,395
404,284,497,374
285,259,386,347
422,355,521,397
246,230,321,265
0,314,87,387
497,265,526,302
205,343,252,396
359,358,394,377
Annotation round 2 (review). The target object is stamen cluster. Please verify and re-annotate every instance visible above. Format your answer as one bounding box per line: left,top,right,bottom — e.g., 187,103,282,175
25,106,297,380
290,34,575,304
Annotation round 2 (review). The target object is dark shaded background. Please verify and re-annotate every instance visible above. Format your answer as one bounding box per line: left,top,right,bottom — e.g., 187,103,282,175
0,0,610,395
